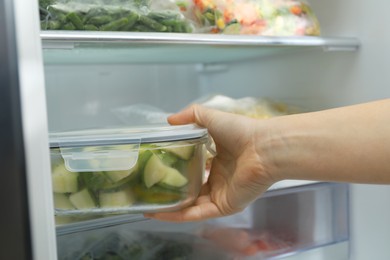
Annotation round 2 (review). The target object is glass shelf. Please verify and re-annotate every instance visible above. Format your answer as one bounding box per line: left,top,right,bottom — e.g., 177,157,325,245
41,31,359,64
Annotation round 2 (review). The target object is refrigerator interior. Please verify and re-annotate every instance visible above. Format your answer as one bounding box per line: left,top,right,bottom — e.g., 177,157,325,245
42,0,390,259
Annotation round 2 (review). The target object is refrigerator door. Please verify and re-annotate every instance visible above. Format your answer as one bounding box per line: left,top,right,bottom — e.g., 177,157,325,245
0,0,57,259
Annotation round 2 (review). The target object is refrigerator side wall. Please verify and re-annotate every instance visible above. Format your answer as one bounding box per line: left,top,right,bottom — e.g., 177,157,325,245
0,1,33,258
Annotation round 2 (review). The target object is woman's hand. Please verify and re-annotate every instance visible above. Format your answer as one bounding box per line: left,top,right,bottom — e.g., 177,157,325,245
144,99,390,222
144,105,275,222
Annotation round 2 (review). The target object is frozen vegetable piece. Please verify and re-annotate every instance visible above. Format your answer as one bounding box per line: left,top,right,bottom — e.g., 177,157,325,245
121,150,153,186
52,163,79,193
133,0,152,8
120,242,144,260
43,20,62,30
53,193,74,209
95,252,123,260
133,185,183,203
172,158,189,173
163,145,194,160
157,151,179,166
144,153,185,188
81,172,108,190
39,0,54,9
69,188,97,209
66,12,84,30
62,23,76,30
138,15,167,32
53,193,75,225
160,19,189,33
121,11,140,31
144,153,188,188
223,23,241,34
83,24,99,31
99,186,135,208
46,6,68,23
87,15,112,26
147,11,182,21
83,7,109,23
79,252,93,260
154,240,193,260
133,24,154,32
99,173,137,191
159,168,188,188
100,17,129,31
55,216,75,225
104,162,139,183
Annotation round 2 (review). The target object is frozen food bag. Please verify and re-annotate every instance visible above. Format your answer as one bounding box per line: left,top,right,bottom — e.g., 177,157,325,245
199,207,293,258
194,95,301,119
111,103,171,125
175,0,321,35
39,0,194,33
58,230,233,260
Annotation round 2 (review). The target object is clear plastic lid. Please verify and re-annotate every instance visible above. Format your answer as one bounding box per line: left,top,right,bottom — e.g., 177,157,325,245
49,124,209,172
49,124,208,148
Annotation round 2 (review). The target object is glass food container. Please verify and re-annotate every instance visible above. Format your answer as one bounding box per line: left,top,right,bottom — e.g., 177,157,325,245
49,124,209,222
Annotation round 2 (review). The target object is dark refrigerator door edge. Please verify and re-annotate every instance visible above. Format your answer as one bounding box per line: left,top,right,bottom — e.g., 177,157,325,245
0,0,32,259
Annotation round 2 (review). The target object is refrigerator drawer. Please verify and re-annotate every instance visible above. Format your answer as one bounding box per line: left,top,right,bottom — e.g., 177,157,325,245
56,182,349,259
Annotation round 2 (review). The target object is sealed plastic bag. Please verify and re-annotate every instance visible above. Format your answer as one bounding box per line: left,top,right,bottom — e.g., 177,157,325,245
176,0,321,35
112,103,171,125
195,94,301,119
59,229,233,260
39,0,194,32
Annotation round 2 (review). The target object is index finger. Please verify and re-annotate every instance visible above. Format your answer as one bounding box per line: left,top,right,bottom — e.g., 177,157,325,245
168,104,215,128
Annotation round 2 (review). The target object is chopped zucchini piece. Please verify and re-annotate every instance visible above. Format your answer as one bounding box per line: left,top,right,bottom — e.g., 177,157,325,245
137,149,153,171
69,188,97,209
133,185,183,204
157,151,178,166
159,168,188,188
143,154,169,188
163,145,194,160
55,216,74,225
53,193,74,209
52,163,79,193
99,187,135,208
100,173,137,191
105,162,138,183
81,172,108,190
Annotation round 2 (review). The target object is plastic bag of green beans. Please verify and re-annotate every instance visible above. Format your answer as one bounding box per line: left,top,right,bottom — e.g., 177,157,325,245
39,0,194,33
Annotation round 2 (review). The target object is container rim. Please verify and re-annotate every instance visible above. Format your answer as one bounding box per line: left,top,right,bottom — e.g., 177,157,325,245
49,124,208,148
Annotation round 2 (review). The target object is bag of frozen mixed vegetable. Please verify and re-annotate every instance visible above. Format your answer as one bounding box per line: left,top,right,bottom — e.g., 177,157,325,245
39,0,194,33
175,0,321,36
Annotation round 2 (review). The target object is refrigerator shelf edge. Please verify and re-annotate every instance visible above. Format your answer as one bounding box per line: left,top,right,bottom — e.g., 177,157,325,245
40,31,360,47
40,31,360,64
